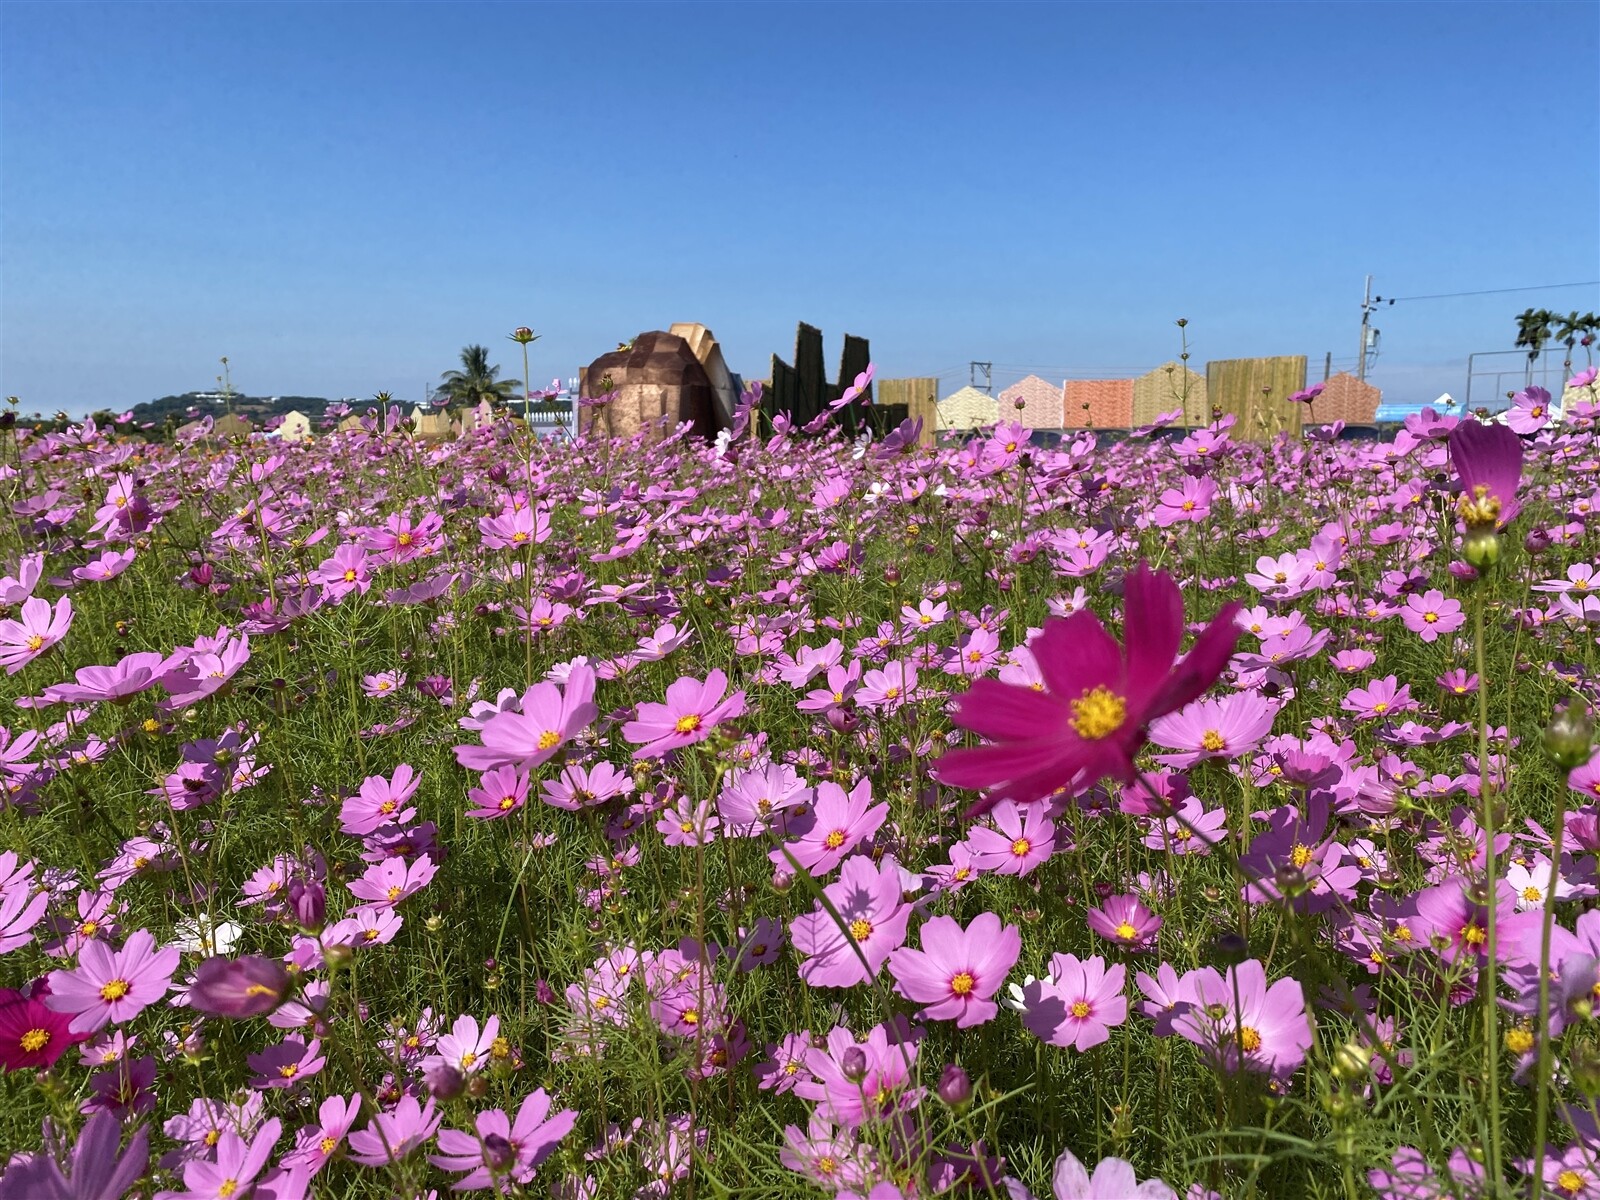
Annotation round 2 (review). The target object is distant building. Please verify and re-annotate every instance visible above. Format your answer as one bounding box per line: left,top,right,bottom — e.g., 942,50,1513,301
936,386,999,432
1132,362,1207,428
271,410,313,442
997,375,1065,431
1311,373,1380,426
1062,379,1134,430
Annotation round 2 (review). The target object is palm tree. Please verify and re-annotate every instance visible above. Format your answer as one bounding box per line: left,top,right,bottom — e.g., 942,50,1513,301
437,345,521,407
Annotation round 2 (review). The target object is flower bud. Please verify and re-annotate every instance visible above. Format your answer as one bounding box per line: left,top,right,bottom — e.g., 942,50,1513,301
189,563,214,587
1570,1039,1600,1097
841,1047,868,1082
321,942,354,971
1543,701,1596,772
770,868,794,894
466,1074,489,1099
1462,528,1502,571
287,880,325,933
482,1132,516,1171
509,327,539,345
487,463,509,484
1214,931,1249,965
426,1061,465,1100
938,1064,972,1108
1525,527,1552,553
1330,1041,1372,1083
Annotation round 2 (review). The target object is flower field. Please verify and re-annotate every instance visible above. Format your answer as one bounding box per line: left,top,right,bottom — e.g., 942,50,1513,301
2,374,1600,1199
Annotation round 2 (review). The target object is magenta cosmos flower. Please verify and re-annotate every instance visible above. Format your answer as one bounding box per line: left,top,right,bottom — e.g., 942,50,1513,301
45,928,180,1033
1448,416,1524,529
1086,893,1162,951
347,1094,441,1167
428,1087,577,1189
0,988,88,1069
887,912,1020,1028
454,664,598,773
935,563,1242,810
965,799,1056,876
624,669,747,759
42,650,183,706
0,596,72,674
790,854,911,988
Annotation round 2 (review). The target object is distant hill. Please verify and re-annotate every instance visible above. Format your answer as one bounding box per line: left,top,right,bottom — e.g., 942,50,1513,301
127,392,338,429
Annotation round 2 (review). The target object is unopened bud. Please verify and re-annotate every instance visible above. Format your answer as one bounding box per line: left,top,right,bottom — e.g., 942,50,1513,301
1330,1042,1372,1083
1214,931,1249,965
841,1047,868,1082
482,1132,516,1170
938,1064,972,1108
426,1062,465,1100
1543,701,1596,772
1462,528,1502,571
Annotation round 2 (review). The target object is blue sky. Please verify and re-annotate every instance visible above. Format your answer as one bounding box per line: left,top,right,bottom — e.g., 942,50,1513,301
3,1,1597,416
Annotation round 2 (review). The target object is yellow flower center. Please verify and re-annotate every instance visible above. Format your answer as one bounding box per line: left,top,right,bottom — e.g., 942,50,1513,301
204,1129,221,1147
1010,838,1032,858
1069,687,1127,740
491,1036,510,1059
1558,1169,1584,1195
674,714,702,734
80,921,99,937
1524,886,1543,903
386,885,403,902
1372,701,1389,714
343,569,357,581
1423,612,1438,623
824,830,847,849
218,1181,238,1199
1182,500,1195,511
849,918,873,941
499,796,516,810
681,1008,699,1026
1238,1026,1262,1053
19,1028,49,1053
536,730,561,750
1071,1001,1091,1019
950,972,975,996
1290,844,1313,869
280,1063,299,1078
320,1136,338,1155
512,531,528,543
396,532,413,546
99,979,130,1002
1115,922,1138,940
1507,1027,1535,1054
460,1051,477,1069
24,634,43,651
1461,923,1487,947
1201,729,1225,752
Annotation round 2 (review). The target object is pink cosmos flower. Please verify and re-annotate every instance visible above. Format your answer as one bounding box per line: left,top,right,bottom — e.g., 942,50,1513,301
338,764,421,835
965,800,1056,876
323,905,403,950
887,912,1020,1028
1504,384,1553,435
0,878,48,954
1341,676,1416,721
795,1021,919,1129
1171,959,1312,1080
1152,476,1216,527
42,650,183,706
187,955,291,1019
247,1036,325,1089
541,761,633,811
623,669,747,759
935,563,1242,811
478,503,551,550
0,596,72,674
1148,693,1277,768
1086,893,1162,950
790,854,912,988
361,671,405,699
284,1093,362,1176
466,764,530,820
0,1110,149,1200
347,1094,441,1166
780,778,886,876
0,553,44,605
427,1013,499,1076
453,664,597,772
1399,590,1465,642
429,1087,577,1190
347,854,437,908
1019,953,1128,1051
45,928,179,1033
1051,1148,1177,1199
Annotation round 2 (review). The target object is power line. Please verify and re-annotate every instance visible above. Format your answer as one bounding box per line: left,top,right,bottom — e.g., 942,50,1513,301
1380,281,1600,303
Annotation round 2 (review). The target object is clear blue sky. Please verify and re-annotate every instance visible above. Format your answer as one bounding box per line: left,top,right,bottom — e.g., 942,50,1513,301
3,1,1597,416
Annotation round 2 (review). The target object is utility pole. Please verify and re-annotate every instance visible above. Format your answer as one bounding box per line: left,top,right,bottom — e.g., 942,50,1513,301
969,361,993,394
1324,352,1332,382
1358,275,1375,383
